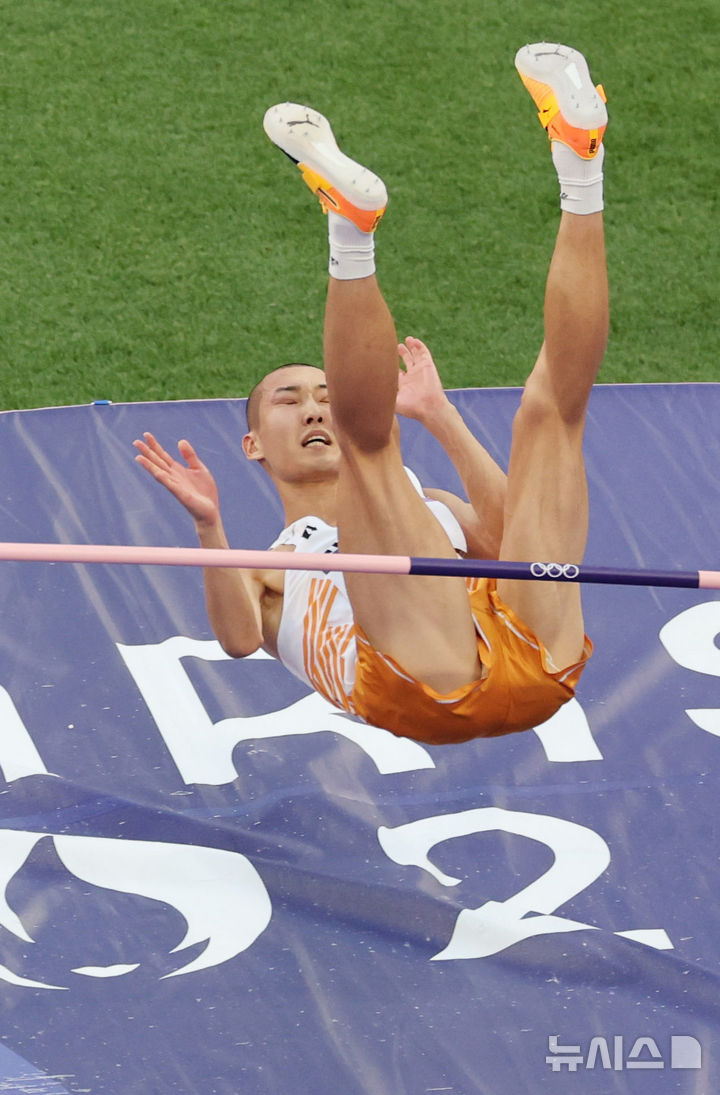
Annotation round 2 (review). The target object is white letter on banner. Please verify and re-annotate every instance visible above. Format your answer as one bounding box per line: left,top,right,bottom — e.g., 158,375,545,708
0,829,272,987
117,637,433,785
0,686,50,782
378,806,671,960
532,698,603,762
659,602,720,735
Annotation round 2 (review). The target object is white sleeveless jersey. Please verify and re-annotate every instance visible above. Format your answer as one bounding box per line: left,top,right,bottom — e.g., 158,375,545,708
269,471,467,710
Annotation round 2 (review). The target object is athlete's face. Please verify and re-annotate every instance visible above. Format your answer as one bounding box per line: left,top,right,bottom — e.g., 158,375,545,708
243,365,339,482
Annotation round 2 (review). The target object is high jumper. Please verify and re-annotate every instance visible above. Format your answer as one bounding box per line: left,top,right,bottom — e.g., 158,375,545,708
134,42,609,745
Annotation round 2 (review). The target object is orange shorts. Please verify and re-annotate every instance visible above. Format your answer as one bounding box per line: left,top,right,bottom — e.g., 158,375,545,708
349,578,592,745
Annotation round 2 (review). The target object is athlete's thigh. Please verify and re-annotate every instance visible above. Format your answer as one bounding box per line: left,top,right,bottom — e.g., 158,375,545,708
335,440,481,692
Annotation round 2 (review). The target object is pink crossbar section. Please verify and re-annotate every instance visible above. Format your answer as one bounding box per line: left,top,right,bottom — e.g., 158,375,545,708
0,541,413,575
698,570,720,589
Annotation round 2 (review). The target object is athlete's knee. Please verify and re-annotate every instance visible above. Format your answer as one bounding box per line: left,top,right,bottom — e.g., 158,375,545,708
335,414,400,456
516,370,586,435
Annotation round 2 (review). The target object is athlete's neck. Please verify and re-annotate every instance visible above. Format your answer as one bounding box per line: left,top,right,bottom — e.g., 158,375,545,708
276,477,338,527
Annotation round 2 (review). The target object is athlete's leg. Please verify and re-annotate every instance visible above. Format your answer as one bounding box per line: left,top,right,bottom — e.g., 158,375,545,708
325,274,482,692
497,44,609,669
263,105,482,692
497,210,607,668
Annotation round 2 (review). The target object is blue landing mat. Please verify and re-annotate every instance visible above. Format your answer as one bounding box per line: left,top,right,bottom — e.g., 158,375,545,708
0,384,718,1093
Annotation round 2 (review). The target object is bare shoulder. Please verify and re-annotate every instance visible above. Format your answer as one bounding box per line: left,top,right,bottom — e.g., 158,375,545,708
252,547,292,655
259,543,294,596
423,487,500,559
423,486,475,523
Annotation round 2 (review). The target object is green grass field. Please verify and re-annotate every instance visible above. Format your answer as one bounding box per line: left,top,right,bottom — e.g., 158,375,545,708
1,0,717,410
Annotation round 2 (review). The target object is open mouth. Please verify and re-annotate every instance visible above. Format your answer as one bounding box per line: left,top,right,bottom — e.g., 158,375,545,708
302,432,332,447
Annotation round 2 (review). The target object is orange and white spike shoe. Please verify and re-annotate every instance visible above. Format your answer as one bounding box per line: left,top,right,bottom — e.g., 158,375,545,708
514,43,608,159
262,103,388,232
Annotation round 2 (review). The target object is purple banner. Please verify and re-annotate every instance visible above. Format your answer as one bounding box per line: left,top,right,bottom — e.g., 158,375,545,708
0,385,718,1093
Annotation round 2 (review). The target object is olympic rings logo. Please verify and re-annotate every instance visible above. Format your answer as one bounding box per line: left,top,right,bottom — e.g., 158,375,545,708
530,562,580,580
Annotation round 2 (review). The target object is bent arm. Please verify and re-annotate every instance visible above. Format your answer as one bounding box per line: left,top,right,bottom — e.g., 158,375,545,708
421,403,507,557
195,516,265,658
134,432,264,657
397,338,507,557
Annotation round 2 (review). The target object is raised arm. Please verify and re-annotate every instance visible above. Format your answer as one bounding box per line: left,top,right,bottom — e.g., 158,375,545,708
396,337,507,557
133,432,264,657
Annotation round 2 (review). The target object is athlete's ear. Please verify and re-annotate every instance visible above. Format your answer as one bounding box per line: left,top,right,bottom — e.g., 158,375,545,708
242,431,264,462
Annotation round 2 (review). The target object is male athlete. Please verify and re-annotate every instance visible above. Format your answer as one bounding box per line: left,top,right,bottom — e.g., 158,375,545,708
135,43,608,745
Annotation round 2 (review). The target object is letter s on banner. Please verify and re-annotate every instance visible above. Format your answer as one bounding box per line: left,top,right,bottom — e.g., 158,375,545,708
659,602,720,736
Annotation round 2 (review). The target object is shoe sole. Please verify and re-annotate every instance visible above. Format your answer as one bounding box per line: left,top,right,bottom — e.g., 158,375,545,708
263,103,388,231
515,42,607,158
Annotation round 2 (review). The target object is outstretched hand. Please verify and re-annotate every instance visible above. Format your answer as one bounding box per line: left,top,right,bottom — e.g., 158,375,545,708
396,336,450,422
133,432,220,528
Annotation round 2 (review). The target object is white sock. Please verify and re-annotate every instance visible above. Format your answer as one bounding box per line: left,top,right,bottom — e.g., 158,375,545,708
327,210,376,280
551,142,605,215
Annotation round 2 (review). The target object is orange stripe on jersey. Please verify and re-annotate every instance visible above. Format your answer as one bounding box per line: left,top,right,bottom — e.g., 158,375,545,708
305,578,338,700
302,576,355,711
329,626,356,710
312,585,340,701
304,578,333,697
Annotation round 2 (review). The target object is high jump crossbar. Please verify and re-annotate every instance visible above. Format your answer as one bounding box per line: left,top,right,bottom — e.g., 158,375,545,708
0,542,718,590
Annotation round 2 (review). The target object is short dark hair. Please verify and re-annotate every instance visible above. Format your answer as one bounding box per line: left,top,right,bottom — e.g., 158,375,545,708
245,362,319,431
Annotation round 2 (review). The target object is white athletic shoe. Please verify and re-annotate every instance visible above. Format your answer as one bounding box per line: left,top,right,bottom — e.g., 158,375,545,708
515,42,608,159
262,102,388,232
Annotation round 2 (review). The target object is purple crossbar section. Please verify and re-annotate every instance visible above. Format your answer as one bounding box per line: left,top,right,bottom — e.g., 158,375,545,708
410,558,707,588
